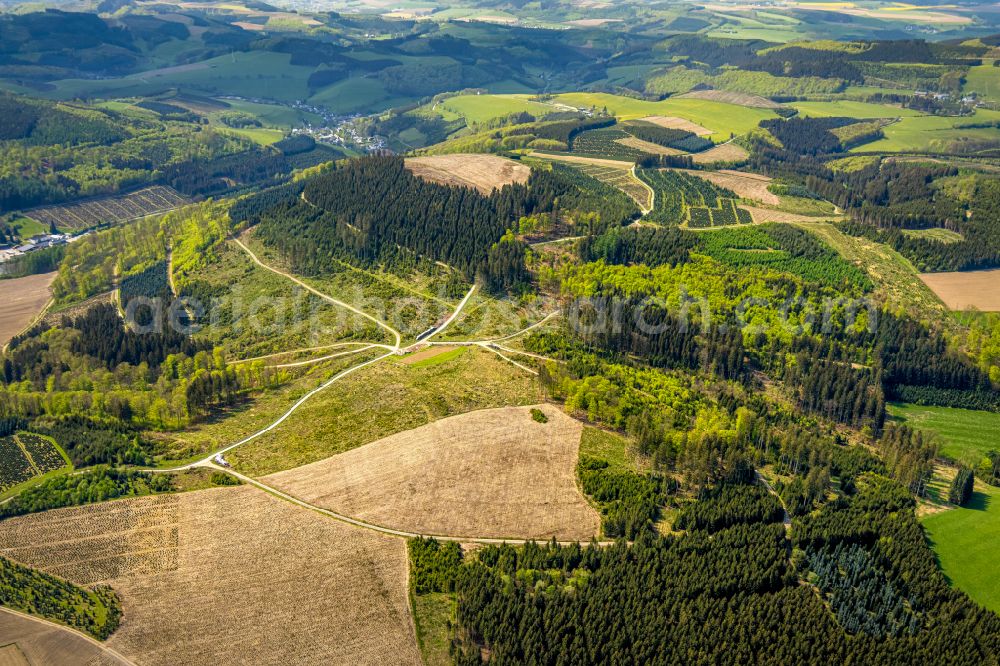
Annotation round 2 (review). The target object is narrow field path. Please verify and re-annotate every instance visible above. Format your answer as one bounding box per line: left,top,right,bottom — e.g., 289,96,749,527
0,607,138,666
207,463,612,547
632,164,655,215
418,285,476,345
154,350,397,471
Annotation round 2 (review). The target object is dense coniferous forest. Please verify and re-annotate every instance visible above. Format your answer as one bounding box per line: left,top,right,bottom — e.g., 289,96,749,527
253,155,627,292
408,480,1000,664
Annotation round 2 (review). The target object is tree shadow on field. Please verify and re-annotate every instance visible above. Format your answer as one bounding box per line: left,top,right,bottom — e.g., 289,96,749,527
965,491,991,512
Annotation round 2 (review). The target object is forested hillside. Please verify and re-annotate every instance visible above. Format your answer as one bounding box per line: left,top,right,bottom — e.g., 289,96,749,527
0,4,999,663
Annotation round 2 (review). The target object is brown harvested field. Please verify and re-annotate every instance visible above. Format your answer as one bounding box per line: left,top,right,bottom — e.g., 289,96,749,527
530,151,633,168
744,206,824,223
639,115,713,136
264,405,601,541
615,136,683,155
0,272,55,347
678,89,781,109
919,268,1000,311
682,169,779,205
0,487,420,666
405,154,530,194
0,610,128,666
691,143,749,164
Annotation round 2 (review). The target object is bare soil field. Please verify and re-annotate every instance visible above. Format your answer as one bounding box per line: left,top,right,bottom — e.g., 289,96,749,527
0,272,55,347
0,487,420,666
640,115,713,136
264,405,600,541
919,268,1000,311
744,206,823,223
530,151,632,168
615,136,683,155
405,154,530,194
0,610,127,666
682,169,780,205
691,143,750,164
678,89,781,109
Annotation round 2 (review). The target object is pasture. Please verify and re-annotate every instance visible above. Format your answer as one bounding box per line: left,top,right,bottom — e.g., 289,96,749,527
919,268,1000,311
922,484,1000,613
437,94,555,124
0,486,421,666
227,346,543,475
0,273,55,348
888,403,1000,468
964,62,1000,103
405,154,530,194
264,405,600,540
547,93,778,139
0,609,130,666
858,109,1000,154
791,100,921,119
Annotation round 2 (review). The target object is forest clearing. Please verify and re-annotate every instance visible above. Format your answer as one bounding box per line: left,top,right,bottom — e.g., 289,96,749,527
0,487,420,666
263,405,600,540
919,269,1000,311
405,154,530,194
0,272,55,348
682,169,780,205
637,115,714,136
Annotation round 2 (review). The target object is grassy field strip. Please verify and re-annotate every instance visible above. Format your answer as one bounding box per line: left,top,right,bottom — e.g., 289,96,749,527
0,607,137,666
231,341,372,364
267,345,378,368
889,403,1000,468
233,235,403,349
792,221,945,316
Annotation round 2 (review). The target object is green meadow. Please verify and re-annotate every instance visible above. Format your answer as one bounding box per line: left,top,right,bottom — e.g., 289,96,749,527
549,92,777,139
923,484,1000,613
888,403,1000,468
859,108,1000,153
